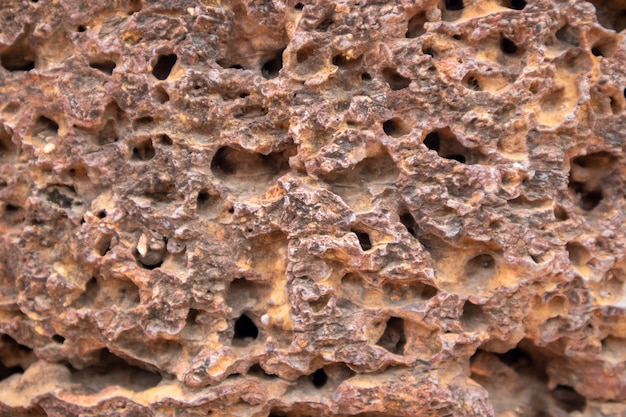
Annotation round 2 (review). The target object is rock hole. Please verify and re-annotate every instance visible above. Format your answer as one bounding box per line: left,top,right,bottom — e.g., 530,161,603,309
332,52,355,67
551,385,586,413
186,308,200,326
76,25,87,32
0,334,31,380
1,40,36,72
294,3,304,10
382,67,411,90
553,204,569,221
97,209,107,219
555,24,579,46
566,242,590,266
33,115,59,137
423,131,441,152
134,116,153,125
500,0,526,9
309,294,330,312
361,72,372,81
423,127,477,163
0,126,16,159
399,211,419,239
233,313,258,343
311,368,327,388
97,120,119,145
196,190,213,213
382,118,410,137
296,45,315,63
316,17,333,31
78,276,140,309
609,96,622,115
382,280,438,302
70,348,161,393
154,86,170,103
211,145,291,183
461,301,486,331
52,334,65,344
444,0,464,11
89,60,116,75
465,254,496,287
152,54,177,80
351,229,372,251
249,363,277,379
500,36,519,54
495,346,535,372
591,45,603,56
376,317,406,355
406,11,427,38
94,234,112,257
446,154,466,163
423,45,437,57
587,0,626,32
131,138,155,161
261,48,284,80
462,73,481,91
226,278,270,311
157,134,172,146
45,185,78,209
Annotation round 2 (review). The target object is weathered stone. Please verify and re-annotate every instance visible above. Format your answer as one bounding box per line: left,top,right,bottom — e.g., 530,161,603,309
0,0,625,416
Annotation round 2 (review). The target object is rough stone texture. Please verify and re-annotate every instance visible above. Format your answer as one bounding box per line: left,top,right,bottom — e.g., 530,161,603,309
0,0,625,416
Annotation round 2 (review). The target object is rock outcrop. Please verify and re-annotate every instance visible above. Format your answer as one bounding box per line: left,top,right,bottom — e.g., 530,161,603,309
0,0,625,416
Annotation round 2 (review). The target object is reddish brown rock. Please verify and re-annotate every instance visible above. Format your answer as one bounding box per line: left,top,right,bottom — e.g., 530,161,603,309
0,0,625,416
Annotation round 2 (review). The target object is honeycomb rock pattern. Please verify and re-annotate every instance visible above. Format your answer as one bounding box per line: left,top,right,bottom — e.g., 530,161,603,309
0,0,625,416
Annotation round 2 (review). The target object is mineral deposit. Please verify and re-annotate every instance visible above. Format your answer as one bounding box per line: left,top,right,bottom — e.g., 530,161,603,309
0,0,625,416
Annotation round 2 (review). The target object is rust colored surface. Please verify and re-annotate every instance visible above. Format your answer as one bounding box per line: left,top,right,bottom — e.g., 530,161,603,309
0,0,625,416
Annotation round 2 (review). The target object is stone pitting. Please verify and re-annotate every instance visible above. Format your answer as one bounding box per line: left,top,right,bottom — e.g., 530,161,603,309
0,0,625,416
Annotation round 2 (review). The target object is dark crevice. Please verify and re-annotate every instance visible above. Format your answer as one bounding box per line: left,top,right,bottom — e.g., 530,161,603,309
382,67,411,90
376,317,406,355
551,385,587,413
444,0,464,10
501,0,526,10
462,73,481,91
33,116,59,136
211,145,292,183
131,138,155,161
261,48,285,79
1,40,36,72
0,334,33,381
587,0,626,32
69,348,161,393
382,118,410,137
423,127,481,163
154,86,170,103
500,37,519,54
95,234,112,257
311,368,327,388
406,11,427,38
423,131,441,152
461,301,486,331
568,152,617,212
152,54,177,80
399,211,419,239
233,313,258,342
89,60,116,75
556,24,580,46
196,190,213,213
352,229,372,251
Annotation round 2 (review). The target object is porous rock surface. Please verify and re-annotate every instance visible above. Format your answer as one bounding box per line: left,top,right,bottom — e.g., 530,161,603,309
0,0,625,416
